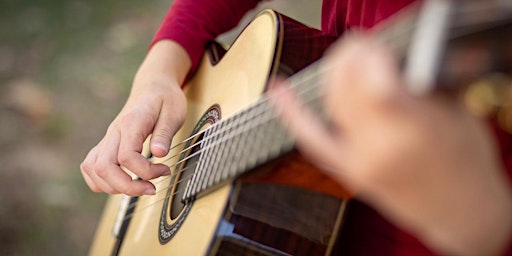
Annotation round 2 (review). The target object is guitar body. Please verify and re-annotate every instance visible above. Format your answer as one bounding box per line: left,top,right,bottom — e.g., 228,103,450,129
89,10,349,256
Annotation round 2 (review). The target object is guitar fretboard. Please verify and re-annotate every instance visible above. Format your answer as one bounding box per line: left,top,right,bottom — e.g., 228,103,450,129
182,62,325,202
182,0,512,201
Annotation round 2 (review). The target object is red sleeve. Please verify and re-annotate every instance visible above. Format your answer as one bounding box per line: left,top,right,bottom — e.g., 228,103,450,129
490,120,512,184
490,120,512,256
151,0,261,78
505,242,512,256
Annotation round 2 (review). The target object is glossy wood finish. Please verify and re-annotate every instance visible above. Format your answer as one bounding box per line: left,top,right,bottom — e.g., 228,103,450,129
209,151,348,256
240,150,352,199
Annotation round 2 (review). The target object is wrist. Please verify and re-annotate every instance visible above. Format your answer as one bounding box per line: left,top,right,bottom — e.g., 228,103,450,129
139,40,192,86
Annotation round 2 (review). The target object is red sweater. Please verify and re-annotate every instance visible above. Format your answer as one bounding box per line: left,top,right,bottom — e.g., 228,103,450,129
152,0,415,76
152,0,512,255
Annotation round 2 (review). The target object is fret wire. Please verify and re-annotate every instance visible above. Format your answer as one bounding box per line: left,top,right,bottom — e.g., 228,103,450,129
120,1,511,220
233,107,257,176
227,124,245,179
188,130,204,196
224,136,239,180
213,116,237,185
184,128,207,199
191,127,214,197
212,138,231,185
224,112,244,180
202,124,221,187
246,101,270,164
204,105,251,190
181,67,327,200
222,110,249,181
214,115,242,185
212,112,238,184
183,0,480,198
211,114,234,185
206,142,223,188
210,121,228,186
204,126,222,188
178,2,510,190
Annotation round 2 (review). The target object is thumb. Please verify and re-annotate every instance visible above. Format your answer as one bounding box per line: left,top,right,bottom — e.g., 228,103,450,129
150,100,186,158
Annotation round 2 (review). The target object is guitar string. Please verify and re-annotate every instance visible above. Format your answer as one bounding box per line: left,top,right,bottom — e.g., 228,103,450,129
121,86,322,223
115,1,507,224
118,16,416,225
138,89,305,190
119,62,329,222
131,0,498,193
137,61,326,191
146,2,511,188
117,1,419,221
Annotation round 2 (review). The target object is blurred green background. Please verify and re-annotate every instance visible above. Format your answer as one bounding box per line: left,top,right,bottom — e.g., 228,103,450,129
0,1,173,255
0,0,319,255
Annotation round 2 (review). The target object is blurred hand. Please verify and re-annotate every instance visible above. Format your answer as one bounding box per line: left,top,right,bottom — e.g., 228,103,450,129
80,40,190,196
269,35,512,255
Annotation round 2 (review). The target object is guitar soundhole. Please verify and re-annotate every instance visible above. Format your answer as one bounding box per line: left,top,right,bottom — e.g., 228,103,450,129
159,104,221,244
169,134,203,219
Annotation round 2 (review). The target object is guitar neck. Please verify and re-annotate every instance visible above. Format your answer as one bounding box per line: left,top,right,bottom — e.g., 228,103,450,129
183,0,512,201
375,0,512,94
182,62,326,201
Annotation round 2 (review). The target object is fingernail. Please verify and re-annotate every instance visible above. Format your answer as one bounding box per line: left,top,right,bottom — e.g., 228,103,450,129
144,188,156,195
152,142,168,155
161,167,171,176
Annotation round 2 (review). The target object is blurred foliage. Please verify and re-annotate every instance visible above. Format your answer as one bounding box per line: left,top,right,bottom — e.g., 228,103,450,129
0,0,319,255
0,0,170,255
0,0,166,88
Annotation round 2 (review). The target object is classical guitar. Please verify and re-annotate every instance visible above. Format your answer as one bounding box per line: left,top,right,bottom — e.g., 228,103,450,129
89,2,512,255
91,9,350,256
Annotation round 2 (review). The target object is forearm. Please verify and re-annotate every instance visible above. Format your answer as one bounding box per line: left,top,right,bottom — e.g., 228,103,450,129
131,40,191,97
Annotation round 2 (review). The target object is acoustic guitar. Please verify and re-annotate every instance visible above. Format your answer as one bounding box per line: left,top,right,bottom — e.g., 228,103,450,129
89,2,512,255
